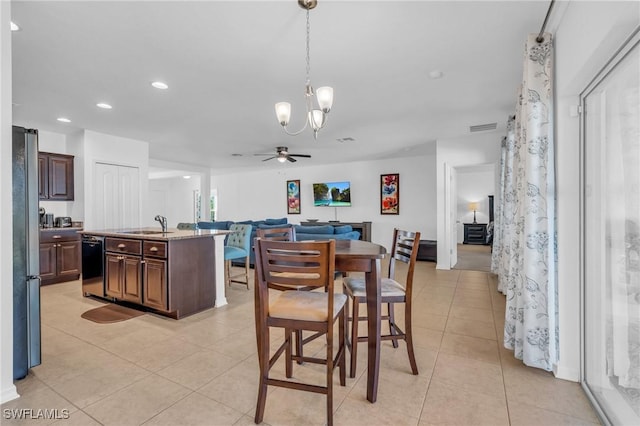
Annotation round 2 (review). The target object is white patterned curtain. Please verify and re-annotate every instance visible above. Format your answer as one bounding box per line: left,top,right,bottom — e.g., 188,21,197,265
491,33,558,371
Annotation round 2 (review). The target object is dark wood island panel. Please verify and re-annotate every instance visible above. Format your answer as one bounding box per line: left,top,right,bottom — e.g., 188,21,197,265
165,237,215,319
83,229,221,319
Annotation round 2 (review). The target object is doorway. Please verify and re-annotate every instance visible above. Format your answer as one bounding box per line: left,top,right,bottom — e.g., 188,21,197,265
453,164,496,272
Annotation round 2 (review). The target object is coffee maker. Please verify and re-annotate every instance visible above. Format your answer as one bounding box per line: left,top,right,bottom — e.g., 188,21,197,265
40,208,54,228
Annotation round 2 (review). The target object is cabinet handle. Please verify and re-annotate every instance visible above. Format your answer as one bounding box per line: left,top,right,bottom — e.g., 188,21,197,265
52,235,62,239
149,247,158,252
140,260,146,264
117,244,126,249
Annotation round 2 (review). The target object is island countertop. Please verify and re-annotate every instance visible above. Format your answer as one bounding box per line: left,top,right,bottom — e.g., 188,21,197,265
79,228,231,241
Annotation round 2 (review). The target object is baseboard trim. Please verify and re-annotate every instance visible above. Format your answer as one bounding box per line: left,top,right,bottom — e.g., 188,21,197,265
553,363,580,382
0,384,19,404
435,263,450,270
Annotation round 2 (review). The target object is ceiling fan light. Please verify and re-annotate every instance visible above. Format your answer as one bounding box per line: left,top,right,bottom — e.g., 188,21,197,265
308,109,324,130
316,86,333,112
277,156,287,163
275,102,291,126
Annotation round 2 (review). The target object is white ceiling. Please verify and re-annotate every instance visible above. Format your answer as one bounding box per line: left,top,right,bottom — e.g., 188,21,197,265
10,0,550,172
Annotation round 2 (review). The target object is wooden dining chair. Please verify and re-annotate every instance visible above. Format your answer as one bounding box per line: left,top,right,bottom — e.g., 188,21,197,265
253,238,346,426
343,228,421,378
256,225,323,365
255,225,296,243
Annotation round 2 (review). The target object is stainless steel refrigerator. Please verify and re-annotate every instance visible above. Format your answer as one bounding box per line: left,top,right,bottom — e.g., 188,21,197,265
12,125,41,380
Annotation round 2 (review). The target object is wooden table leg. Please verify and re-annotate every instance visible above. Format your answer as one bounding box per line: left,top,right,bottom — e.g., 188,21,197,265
365,259,381,403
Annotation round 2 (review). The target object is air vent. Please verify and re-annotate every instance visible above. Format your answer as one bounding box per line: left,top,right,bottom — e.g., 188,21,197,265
469,123,497,132
336,137,355,143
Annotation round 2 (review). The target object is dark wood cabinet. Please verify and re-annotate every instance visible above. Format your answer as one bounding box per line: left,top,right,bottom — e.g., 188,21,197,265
105,238,142,303
142,240,168,310
40,230,81,285
39,152,74,201
88,234,215,319
143,258,167,310
463,223,488,245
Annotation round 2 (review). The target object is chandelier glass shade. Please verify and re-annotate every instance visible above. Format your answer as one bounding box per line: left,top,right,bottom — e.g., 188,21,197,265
275,0,333,139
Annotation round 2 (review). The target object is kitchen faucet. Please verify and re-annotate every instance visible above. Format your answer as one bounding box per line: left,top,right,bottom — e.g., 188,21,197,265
154,215,168,233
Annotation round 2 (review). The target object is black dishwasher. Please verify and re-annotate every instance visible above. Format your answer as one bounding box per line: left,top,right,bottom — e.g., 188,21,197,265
81,235,105,297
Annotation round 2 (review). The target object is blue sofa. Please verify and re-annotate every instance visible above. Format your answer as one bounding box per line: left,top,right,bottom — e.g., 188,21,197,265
294,224,361,241
197,218,360,266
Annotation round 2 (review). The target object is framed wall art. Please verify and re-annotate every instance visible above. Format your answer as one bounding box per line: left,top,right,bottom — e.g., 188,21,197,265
380,173,399,215
287,180,301,214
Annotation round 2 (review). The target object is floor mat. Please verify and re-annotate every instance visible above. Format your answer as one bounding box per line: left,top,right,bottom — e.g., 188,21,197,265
81,304,145,323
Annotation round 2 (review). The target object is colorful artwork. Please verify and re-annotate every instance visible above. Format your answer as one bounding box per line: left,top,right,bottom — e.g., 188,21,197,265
381,173,399,215
287,180,301,214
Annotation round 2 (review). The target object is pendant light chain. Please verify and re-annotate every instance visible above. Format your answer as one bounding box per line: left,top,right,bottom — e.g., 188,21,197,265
305,8,311,85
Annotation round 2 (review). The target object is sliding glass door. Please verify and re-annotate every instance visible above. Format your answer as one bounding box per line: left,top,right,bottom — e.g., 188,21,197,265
582,30,639,425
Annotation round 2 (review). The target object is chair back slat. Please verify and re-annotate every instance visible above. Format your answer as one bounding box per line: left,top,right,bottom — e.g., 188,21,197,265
388,229,421,294
256,226,296,241
257,240,334,291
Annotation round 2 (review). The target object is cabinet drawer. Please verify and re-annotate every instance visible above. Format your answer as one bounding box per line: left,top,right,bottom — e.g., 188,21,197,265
105,238,142,255
40,230,80,243
143,241,167,258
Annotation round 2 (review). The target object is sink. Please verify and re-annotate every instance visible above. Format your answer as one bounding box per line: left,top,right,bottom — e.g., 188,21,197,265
122,230,171,235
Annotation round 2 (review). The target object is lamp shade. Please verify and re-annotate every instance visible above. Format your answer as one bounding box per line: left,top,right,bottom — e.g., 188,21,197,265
468,202,479,212
275,102,291,126
316,86,333,112
308,109,325,130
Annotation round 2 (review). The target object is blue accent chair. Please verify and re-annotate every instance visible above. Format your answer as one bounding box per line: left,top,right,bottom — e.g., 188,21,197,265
224,224,253,289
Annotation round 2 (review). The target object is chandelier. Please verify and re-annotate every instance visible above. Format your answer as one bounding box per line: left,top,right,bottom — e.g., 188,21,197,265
275,0,333,140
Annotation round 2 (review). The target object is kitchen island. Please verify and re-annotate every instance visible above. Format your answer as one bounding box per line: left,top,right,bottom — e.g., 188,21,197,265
80,228,231,319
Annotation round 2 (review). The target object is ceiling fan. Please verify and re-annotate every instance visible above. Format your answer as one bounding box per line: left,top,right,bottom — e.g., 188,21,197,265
255,146,311,163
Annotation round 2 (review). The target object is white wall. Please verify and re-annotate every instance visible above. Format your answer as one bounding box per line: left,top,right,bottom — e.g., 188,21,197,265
148,176,201,227
456,167,495,243
212,154,437,249
0,0,18,404
436,133,502,269
67,130,149,229
552,0,639,381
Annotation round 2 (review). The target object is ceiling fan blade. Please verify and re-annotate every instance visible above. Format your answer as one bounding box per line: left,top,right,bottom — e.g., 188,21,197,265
287,156,297,163
289,154,311,158
254,153,274,156
261,156,276,162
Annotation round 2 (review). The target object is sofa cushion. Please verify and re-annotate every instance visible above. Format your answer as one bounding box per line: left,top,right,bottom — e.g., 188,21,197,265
333,225,353,234
265,218,288,225
294,225,334,235
197,221,233,230
296,231,360,241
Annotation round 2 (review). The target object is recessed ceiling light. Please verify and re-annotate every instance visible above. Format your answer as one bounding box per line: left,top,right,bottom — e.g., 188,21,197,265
96,103,112,109
183,175,191,179
151,81,168,90
428,70,444,79
57,117,71,123
10,22,20,31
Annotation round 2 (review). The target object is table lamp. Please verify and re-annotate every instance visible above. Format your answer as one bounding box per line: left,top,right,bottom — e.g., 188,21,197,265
468,202,478,224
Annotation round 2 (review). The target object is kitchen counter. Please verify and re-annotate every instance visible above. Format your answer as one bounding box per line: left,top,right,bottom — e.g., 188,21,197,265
78,227,231,240
41,226,84,232
81,228,232,317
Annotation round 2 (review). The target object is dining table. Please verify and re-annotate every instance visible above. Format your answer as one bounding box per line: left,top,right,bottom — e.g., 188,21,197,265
334,239,387,403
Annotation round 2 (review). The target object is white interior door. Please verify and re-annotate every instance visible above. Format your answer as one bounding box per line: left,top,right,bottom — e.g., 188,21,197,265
93,162,140,230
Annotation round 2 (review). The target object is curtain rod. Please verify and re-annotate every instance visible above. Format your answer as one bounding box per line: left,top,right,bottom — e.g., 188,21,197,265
536,0,555,43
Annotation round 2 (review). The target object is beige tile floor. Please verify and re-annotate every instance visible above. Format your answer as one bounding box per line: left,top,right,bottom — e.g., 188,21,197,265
2,261,601,426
